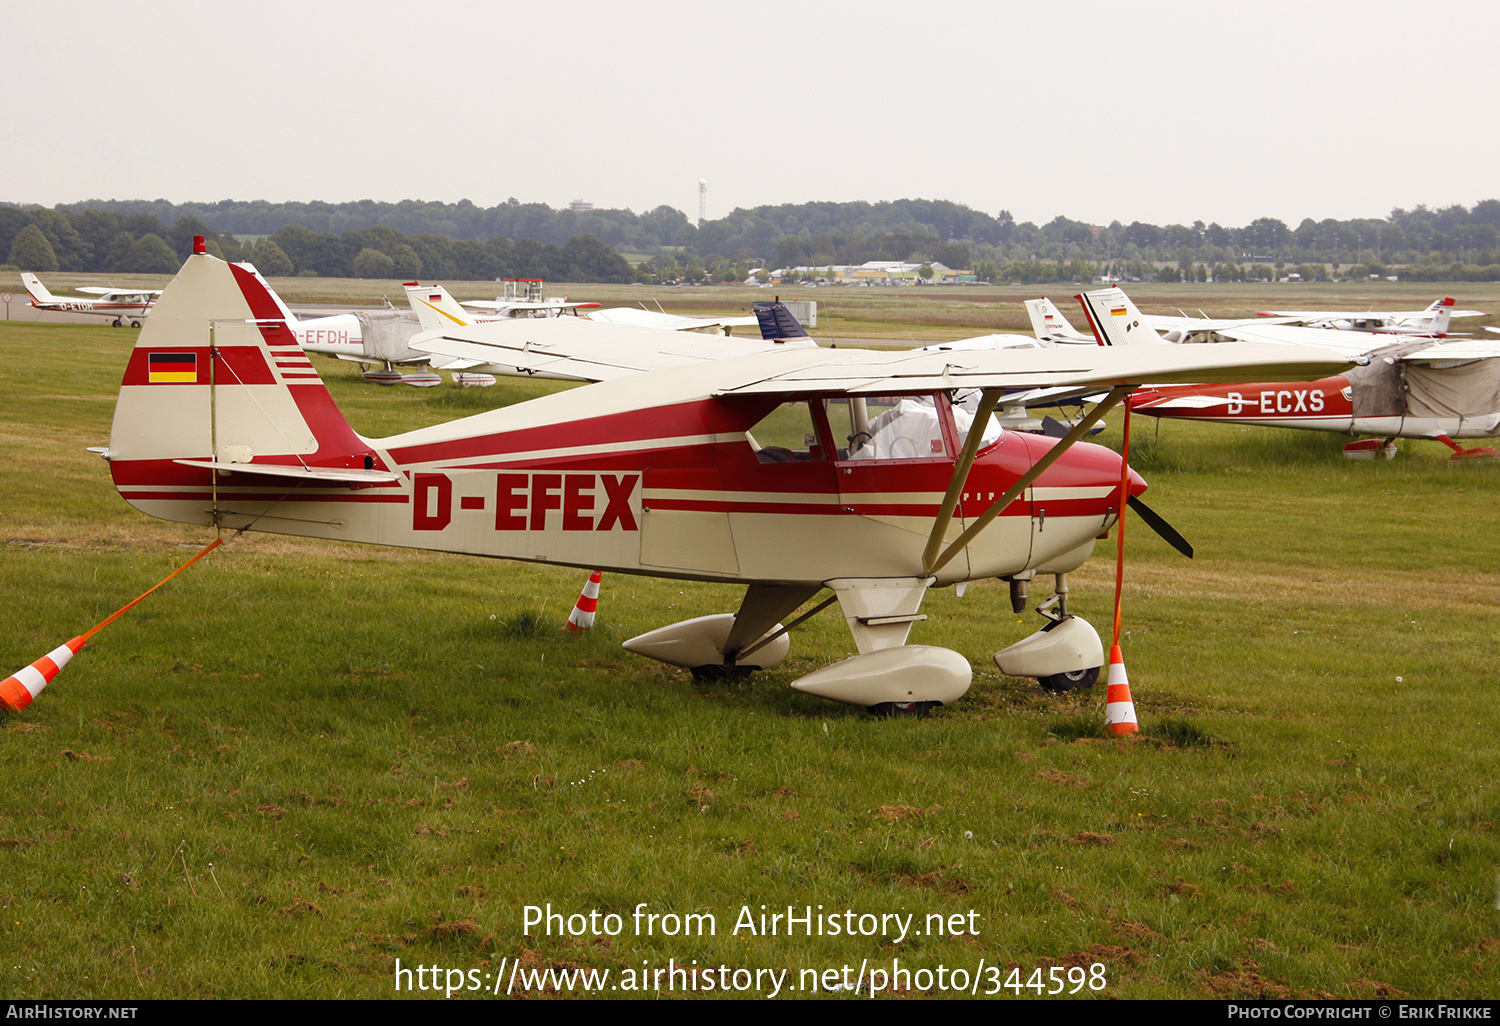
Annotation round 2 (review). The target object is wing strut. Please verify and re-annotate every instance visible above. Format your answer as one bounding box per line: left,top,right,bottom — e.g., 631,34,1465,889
923,385,1132,577
919,389,1003,575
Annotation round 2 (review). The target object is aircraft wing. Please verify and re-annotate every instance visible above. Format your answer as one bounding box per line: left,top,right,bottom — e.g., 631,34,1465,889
1398,338,1500,363
916,333,1050,352
1262,308,1485,321
462,299,602,311
1144,314,1300,332
586,308,760,331
1168,321,1389,358
410,318,819,382
705,340,1357,397
76,286,164,298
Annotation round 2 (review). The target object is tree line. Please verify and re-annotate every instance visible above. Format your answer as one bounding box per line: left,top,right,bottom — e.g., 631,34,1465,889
0,206,638,282
9,196,1500,283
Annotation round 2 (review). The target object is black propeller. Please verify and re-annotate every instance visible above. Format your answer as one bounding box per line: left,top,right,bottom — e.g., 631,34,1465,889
1126,495,1193,559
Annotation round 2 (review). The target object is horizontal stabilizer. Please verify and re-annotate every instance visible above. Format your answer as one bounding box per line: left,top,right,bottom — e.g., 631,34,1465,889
172,459,398,485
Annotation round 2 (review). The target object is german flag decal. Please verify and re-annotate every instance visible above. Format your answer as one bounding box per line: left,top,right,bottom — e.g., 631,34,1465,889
148,352,197,383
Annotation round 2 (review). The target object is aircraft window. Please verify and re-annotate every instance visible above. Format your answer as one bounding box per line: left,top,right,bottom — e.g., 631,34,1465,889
746,401,824,463
827,396,950,462
949,390,1004,452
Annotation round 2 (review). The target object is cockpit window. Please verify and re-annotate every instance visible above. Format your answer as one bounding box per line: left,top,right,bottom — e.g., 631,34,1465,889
746,401,825,463
949,389,1004,452
826,395,954,462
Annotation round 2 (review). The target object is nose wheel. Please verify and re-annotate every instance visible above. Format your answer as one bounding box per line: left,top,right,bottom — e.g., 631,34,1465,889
1037,666,1100,693
994,574,1104,692
867,700,941,718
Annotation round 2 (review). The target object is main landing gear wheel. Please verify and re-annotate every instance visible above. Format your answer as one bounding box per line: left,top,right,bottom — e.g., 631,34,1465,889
867,701,941,718
1037,666,1100,694
130,320,141,328
111,318,123,327
689,664,756,682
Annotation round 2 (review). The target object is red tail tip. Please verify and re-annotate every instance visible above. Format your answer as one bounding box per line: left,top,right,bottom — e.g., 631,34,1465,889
192,235,206,254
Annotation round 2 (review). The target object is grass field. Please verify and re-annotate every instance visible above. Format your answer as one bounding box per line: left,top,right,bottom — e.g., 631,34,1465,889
1,300,1498,1000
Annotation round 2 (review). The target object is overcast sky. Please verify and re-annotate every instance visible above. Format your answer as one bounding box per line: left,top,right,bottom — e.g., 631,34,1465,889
8,0,1497,230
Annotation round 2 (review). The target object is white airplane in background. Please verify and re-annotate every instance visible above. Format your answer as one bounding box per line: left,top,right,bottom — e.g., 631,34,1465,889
405,278,599,328
287,280,817,388
235,262,366,351
1258,296,1484,336
1026,297,1102,344
21,273,161,327
407,281,759,336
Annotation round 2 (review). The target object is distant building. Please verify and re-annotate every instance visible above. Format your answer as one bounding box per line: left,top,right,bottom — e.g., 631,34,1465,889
769,260,974,284
569,200,595,212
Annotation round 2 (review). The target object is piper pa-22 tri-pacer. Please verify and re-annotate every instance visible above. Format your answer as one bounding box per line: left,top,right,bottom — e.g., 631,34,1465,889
100,243,1354,714
21,273,162,327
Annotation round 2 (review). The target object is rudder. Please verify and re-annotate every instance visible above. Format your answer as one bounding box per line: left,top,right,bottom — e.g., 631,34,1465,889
108,252,379,526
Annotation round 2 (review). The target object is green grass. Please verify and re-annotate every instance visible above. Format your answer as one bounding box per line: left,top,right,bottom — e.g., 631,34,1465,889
1,318,1498,999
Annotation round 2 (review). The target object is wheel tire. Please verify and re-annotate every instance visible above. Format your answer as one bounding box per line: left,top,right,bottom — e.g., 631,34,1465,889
130,320,141,328
1037,666,1100,694
111,318,122,327
867,701,939,719
689,664,754,682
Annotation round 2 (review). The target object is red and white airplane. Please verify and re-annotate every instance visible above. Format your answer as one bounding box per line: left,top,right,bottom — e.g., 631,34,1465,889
1045,293,1500,459
21,273,161,327
96,243,1352,714
1257,296,1484,336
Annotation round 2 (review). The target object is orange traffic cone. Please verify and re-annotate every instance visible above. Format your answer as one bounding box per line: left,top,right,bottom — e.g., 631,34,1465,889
0,538,222,714
564,571,602,632
0,637,86,713
1104,644,1139,736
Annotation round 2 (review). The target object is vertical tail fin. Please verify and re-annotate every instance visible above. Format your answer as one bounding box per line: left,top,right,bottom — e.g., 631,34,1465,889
752,300,810,340
404,282,473,330
20,273,55,305
1025,297,1094,343
1075,287,1167,346
1428,295,1455,336
108,253,379,527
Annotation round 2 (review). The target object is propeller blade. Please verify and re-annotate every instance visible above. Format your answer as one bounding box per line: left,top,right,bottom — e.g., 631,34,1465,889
1126,495,1193,558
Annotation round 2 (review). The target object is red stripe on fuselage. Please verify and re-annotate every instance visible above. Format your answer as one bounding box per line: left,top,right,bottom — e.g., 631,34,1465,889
386,396,770,468
117,489,408,504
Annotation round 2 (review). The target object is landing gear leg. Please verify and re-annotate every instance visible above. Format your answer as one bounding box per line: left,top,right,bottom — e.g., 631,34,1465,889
1435,433,1499,461
993,573,1103,691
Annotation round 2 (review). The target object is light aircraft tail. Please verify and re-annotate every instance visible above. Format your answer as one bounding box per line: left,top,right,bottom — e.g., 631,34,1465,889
1025,297,1094,343
234,261,299,327
1075,287,1167,347
20,273,56,305
752,300,810,340
107,249,385,528
404,282,473,330
1427,295,1455,336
